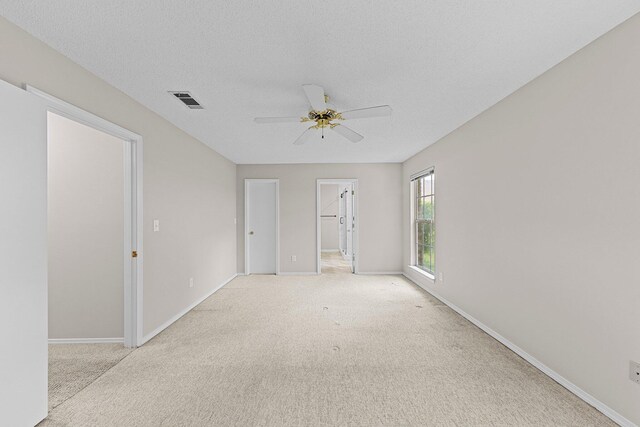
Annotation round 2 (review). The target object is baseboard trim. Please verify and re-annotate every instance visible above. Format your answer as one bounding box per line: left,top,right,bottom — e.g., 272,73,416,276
277,272,318,276
140,273,238,346
401,272,636,427
321,249,340,253
358,271,403,275
48,337,124,344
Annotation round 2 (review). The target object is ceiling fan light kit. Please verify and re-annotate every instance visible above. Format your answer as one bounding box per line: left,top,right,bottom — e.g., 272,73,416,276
254,84,391,145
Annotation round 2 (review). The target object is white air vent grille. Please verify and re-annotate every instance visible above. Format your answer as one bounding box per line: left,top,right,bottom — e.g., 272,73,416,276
169,91,203,109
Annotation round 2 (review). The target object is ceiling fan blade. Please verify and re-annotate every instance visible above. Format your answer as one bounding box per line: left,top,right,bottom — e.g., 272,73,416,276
293,127,316,145
254,116,302,124
331,124,364,143
302,84,326,112
339,105,392,120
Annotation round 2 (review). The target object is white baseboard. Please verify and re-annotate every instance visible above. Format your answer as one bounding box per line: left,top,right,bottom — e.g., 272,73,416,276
358,271,403,275
321,249,340,253
401,272,636,427
278,272,318,276
140,273,238,346
49,337,124,344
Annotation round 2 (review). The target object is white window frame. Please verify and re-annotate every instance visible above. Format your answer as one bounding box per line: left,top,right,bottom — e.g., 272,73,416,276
410,168,435,280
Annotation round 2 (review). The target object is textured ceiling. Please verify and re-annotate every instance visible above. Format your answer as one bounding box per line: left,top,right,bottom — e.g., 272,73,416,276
1,1,638,164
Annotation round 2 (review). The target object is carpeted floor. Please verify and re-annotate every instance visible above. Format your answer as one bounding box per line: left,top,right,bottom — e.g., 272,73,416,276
321,250,353,274
48,343,133,411
40,274,613,426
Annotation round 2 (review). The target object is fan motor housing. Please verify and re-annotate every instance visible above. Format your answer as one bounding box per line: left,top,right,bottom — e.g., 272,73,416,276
308,109,342,128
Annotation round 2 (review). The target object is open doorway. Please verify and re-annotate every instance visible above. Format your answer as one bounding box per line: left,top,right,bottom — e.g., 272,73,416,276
27,85,144,415
317,179,358,274
46,111,134,411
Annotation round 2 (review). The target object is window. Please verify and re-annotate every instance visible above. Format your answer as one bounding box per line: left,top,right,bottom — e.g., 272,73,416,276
413,169,435,275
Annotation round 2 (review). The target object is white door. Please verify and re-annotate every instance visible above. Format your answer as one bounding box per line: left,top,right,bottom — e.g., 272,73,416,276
348,187,355,273
339,184,354,264
0,80,48,426
246,180,278,274
339,188,347,255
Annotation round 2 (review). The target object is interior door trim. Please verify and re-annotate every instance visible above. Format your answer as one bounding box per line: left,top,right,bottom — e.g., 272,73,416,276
26,85,144,349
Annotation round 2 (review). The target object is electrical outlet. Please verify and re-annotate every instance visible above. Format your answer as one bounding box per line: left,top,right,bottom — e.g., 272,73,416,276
291,255,296,262
438,271,444,282
189,277,194,288
153,219,160,232
630,360,640,385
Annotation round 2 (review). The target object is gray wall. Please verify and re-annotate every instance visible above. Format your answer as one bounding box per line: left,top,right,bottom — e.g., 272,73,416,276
320,184,339,250
48,112,124,339
0,16,237,338
237,164,402,274
402,14,640,424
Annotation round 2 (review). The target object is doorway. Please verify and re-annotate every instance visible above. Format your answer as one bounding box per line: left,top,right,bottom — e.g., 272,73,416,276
30,87,143,416
245,179,279,275
317,179,358,274
46,111,135,410
28,86,143,348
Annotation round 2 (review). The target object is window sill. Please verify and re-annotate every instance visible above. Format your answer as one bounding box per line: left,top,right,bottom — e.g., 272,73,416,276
408,265,435,282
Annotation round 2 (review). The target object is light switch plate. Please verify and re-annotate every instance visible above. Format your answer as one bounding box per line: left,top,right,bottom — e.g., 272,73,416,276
291,255,296,262
630,360,640,385
153,219,160,232
189,278,194,288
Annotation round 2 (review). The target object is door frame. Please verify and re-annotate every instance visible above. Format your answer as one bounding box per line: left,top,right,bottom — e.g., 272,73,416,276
27,85,144,348
316,179,359,274
244,178,280,275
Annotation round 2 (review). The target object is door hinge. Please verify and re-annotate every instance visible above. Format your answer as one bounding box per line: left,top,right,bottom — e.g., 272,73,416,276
352,190,355,195
132,250,138,258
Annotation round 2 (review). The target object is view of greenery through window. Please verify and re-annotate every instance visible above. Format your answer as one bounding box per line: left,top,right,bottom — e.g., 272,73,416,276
414,171,435,274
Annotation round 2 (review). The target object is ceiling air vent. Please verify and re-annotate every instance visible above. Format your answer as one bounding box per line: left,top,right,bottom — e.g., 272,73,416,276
169,91,203,109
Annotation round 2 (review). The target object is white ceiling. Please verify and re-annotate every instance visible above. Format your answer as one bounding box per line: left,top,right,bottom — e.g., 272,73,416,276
1,1,638,164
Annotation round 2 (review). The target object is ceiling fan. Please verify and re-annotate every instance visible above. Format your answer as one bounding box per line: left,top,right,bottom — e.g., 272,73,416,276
254,84,392,145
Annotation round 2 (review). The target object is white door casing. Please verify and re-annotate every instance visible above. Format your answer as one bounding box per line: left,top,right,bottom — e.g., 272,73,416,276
245,179,279,274
26,86,144,348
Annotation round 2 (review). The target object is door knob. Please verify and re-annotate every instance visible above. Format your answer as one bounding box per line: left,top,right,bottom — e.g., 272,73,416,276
249,231,254,235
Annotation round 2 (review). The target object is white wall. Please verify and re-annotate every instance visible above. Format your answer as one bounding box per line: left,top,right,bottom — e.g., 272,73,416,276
0,16,237,340
237,164,402,274
402,14,640,425
48,112,124,339
320,184,339,250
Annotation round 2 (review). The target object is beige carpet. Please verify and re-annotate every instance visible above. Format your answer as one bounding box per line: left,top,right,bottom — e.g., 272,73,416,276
48,343,133,411
40,274,612,426
321,250,353,274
